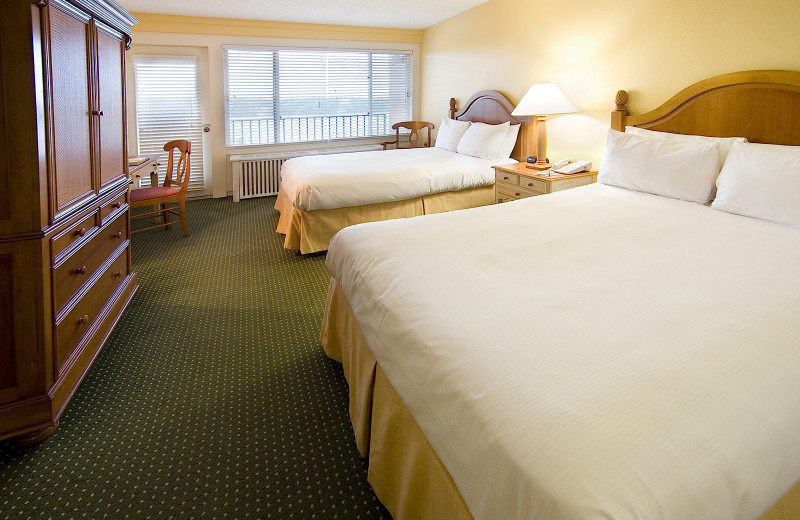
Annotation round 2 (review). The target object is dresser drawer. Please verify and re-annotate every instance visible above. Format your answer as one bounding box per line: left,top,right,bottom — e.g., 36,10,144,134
495,170,519,186
519,177,548,194
55,247,129,372
53,212,129,313
99,190,127,225
50,212,99,263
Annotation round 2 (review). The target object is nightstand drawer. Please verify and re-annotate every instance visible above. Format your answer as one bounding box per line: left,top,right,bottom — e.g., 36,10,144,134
550,176,595,192
519,177,548,194
497,191,514,203
495,171,519,186
497,184,537,201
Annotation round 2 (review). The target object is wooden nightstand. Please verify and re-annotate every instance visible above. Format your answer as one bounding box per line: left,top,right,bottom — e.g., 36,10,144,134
493,162,597,203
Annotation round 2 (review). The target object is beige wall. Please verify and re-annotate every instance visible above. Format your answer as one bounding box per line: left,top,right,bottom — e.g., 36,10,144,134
128,14,422,198
421,0,800,166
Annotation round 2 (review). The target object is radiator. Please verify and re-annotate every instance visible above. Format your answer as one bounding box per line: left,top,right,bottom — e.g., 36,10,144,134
229,144,382,202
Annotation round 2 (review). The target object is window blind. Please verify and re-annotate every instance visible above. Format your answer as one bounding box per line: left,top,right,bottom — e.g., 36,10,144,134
224,48,412,147
133,56,205,191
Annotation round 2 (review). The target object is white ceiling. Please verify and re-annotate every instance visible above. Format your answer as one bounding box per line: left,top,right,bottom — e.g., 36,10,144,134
119,0,490,30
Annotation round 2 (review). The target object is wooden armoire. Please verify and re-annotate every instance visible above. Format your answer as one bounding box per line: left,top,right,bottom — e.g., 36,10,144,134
0,0,138,444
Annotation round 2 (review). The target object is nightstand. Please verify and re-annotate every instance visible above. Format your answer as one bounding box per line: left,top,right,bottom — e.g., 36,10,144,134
493,162,597,203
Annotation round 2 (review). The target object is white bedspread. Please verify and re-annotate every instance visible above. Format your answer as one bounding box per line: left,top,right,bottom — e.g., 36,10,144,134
280,147,514,211
326,183,800,520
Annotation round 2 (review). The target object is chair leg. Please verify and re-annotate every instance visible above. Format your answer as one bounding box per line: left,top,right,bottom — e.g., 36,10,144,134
178,199,188,237
161,203,171,229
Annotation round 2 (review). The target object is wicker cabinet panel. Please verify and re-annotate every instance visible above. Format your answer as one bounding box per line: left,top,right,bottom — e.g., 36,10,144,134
96,23,126,192
47,3,95,219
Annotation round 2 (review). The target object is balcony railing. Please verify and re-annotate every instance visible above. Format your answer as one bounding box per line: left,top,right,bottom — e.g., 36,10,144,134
229,113,390,147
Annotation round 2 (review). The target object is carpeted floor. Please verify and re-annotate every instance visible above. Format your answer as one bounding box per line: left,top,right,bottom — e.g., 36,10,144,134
0,197,390,519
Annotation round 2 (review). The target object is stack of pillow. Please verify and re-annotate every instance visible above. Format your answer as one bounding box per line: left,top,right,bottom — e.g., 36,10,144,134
434,117,520,160
598,127,800,228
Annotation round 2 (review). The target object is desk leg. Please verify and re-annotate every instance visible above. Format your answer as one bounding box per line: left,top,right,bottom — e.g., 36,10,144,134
150,169,160,225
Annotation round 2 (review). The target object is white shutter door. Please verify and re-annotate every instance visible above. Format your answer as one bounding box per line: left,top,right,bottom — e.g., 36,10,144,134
133,56,205,191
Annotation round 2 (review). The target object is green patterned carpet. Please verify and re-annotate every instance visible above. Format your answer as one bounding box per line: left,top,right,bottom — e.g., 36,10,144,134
0,197,389,519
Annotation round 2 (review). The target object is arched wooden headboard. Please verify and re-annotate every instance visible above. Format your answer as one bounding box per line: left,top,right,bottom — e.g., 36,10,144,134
612,70,800,145
449,90,530,161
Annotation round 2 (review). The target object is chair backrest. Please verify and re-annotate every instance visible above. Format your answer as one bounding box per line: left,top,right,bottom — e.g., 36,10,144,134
391,121,434,148
163,139,191,192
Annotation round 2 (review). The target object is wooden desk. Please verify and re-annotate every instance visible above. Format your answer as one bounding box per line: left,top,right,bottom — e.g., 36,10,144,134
128,155,159,188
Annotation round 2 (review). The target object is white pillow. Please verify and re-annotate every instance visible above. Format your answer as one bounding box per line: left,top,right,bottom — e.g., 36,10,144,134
434,117,471,152
496,124,520,159
712,142,800,228
625,126,747,165
598,129,721,204
456,121,510,159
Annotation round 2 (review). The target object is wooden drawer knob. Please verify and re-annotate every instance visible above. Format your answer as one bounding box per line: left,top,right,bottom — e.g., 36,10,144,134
74,227,87,237
113,271,122,278
527,182,534,187
73,265,87,275
515,192,520,197
503,176,509,180
112,231,122,239
112,202,122,209
77,314,89,325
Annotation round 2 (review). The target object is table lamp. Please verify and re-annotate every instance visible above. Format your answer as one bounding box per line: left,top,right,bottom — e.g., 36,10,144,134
511,83,577,170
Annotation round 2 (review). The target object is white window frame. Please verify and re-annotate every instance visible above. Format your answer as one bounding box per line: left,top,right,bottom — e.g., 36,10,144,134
222,44,415,149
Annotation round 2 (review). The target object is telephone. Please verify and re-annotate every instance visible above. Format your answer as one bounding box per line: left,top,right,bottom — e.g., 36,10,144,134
550,158,592,175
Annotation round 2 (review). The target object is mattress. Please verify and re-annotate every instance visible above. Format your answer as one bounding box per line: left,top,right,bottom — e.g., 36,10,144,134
325,183,800,520
280,147,514,211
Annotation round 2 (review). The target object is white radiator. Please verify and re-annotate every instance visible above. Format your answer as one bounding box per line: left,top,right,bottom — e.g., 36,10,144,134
229,144,382,202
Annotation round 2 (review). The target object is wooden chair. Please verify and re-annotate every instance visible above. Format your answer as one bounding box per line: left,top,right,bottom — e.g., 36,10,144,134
381,121,434,150
130,139,191,237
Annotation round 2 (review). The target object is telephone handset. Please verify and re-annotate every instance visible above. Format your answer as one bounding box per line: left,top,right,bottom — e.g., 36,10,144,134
550,157,592,175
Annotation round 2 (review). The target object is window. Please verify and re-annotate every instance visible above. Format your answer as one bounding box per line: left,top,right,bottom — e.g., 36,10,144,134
223,48,412,147
132,55,206,191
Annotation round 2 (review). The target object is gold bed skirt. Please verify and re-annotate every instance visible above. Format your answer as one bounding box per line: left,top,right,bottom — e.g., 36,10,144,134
319,278,800,520
275,185,495,254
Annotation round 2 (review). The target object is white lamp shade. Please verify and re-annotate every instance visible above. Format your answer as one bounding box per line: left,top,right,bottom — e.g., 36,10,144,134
511,83,577,116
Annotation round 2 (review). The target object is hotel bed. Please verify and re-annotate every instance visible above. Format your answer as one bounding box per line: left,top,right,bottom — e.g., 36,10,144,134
275,90,526,254
319,70,800,520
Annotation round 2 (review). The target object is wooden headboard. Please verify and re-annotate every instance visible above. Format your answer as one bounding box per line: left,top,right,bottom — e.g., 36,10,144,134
449,90,529,161
612,70,800,145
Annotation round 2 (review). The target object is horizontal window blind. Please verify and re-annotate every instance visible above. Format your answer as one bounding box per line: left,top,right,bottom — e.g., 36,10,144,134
133,56,205,191
224,47,412,147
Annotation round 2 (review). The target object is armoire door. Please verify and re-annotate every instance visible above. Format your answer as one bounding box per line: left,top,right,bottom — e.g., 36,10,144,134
95,21,126,192
45,1,95,222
